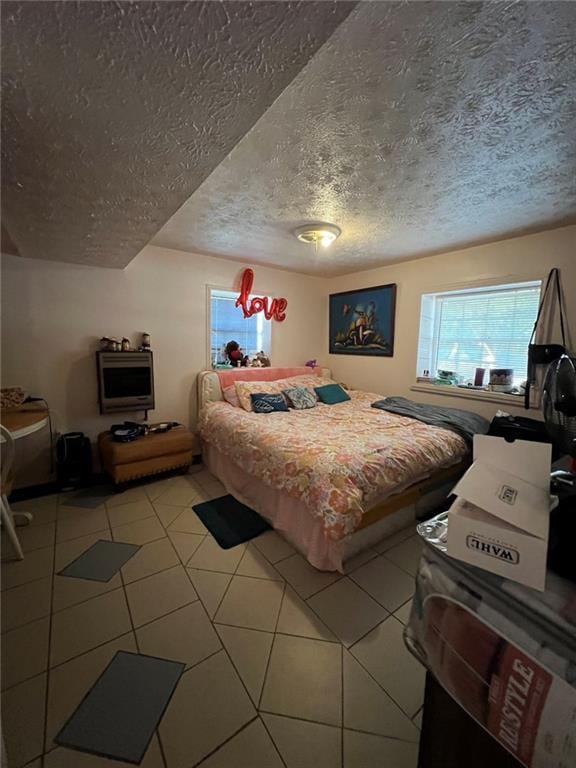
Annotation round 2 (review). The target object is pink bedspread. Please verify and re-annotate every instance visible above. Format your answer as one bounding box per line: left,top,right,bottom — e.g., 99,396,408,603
199,391,467,541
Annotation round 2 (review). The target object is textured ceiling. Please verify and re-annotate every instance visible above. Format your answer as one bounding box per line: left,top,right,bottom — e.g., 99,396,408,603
154,1,576,276
1,0,355,267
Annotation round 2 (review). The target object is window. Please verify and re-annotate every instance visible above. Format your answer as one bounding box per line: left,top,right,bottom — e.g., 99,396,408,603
417,281,541,386
209,288,272,367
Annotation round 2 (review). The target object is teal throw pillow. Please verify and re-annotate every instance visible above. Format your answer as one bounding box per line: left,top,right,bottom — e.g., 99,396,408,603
314,383,351,405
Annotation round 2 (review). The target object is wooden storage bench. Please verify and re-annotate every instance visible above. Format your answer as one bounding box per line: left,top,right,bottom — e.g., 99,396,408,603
98,426,200,485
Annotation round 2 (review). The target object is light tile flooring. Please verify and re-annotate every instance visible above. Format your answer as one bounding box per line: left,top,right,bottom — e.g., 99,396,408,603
1,467,424,768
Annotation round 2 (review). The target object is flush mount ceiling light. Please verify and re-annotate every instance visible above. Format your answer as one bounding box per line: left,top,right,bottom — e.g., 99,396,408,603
293,223,341,248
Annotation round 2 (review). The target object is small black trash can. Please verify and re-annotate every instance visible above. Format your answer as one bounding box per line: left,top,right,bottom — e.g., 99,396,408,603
56,432,92,490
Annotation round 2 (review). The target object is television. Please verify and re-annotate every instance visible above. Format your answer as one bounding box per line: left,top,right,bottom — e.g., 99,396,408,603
96,351,155,414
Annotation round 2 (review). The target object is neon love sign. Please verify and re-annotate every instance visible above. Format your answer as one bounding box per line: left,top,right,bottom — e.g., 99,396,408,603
235,268,288,322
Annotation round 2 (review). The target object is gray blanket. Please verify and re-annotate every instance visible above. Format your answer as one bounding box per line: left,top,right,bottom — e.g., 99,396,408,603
371,396,490,444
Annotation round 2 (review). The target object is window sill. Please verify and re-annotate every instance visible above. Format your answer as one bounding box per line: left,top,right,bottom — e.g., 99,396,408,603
410,383,535,409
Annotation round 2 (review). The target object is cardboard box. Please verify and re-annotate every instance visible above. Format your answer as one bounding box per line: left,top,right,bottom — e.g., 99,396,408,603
447,436,556,591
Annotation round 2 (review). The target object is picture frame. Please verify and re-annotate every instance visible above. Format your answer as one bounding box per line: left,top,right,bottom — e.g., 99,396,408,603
329,283,397,357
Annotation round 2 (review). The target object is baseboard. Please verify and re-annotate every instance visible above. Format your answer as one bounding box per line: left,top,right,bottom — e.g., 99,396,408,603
8,475,107,502
9,457,203,502
10,481,60,502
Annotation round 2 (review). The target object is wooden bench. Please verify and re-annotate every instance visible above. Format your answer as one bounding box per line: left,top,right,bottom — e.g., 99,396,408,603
98,426,200,486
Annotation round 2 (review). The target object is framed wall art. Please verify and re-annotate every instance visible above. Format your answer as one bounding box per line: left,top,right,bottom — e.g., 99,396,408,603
329,283,397,357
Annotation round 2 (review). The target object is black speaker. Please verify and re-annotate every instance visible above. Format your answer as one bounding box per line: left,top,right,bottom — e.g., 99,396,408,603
56,432,92,490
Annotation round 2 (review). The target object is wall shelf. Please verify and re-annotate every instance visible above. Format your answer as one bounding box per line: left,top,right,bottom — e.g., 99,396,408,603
410,383,536,409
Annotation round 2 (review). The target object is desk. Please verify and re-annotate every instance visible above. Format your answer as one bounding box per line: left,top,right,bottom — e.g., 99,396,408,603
1,403,49,439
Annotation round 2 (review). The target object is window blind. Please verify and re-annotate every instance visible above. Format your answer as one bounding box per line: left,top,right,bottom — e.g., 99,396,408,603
210,291,271,365
432,283,541,384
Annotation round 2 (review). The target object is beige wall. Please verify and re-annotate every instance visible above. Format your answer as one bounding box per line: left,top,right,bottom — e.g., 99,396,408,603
3,226,574,487
325,225,576,420
1,245,325,483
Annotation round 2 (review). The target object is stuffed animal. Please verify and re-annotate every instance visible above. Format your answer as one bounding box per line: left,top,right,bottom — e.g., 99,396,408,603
225,340,248,367
254,351,271,367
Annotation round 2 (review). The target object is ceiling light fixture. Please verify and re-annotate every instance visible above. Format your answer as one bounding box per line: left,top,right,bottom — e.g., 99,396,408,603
294,223,341,249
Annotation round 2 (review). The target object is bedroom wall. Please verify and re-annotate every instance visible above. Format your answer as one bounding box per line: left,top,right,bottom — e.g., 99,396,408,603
3,224,574,488
1,245,325,485
325,225,576,421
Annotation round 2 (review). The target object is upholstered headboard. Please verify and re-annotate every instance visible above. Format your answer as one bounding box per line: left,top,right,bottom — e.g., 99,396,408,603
197,368,332,412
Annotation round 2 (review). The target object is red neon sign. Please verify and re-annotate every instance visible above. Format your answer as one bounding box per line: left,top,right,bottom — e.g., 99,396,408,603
235,268,288,322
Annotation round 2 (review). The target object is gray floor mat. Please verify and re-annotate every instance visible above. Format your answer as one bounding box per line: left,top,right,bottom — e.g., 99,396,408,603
61,485,116,508
59,540,140,582
55,651,185,764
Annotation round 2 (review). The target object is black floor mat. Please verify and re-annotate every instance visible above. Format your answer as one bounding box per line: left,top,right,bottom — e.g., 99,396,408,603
192,494,271,549
55,651,184,764
59,540,141,582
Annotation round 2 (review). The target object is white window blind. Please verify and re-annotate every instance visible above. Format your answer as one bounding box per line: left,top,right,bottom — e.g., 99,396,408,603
210,289,271,366
417,281,542,385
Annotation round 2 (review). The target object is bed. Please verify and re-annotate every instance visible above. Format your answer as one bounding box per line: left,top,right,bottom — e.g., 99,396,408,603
197,368,469,572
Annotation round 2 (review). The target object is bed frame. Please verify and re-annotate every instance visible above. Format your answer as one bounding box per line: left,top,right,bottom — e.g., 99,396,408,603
197,369,468,568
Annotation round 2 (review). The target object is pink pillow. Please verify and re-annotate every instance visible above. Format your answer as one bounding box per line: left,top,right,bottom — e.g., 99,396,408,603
222,386,241,408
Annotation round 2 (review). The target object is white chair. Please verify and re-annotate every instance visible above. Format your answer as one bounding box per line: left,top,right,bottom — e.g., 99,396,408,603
1,424,24,560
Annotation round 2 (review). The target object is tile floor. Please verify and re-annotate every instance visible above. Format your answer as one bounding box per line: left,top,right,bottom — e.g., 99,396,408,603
1,467,424,768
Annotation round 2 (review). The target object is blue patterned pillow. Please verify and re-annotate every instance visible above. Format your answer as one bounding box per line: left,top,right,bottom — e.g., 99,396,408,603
250,393,289,413
282,387,317,410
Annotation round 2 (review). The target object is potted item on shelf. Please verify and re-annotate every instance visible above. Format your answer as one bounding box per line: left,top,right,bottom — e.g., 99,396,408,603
140,332,151,351
436,369,458,385
474,367,486,387
100,337,114,351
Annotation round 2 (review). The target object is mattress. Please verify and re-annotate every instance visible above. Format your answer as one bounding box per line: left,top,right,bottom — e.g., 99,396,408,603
198,390,467,542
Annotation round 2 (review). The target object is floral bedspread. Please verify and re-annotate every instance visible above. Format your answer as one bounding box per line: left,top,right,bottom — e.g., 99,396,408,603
198,391,467,541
